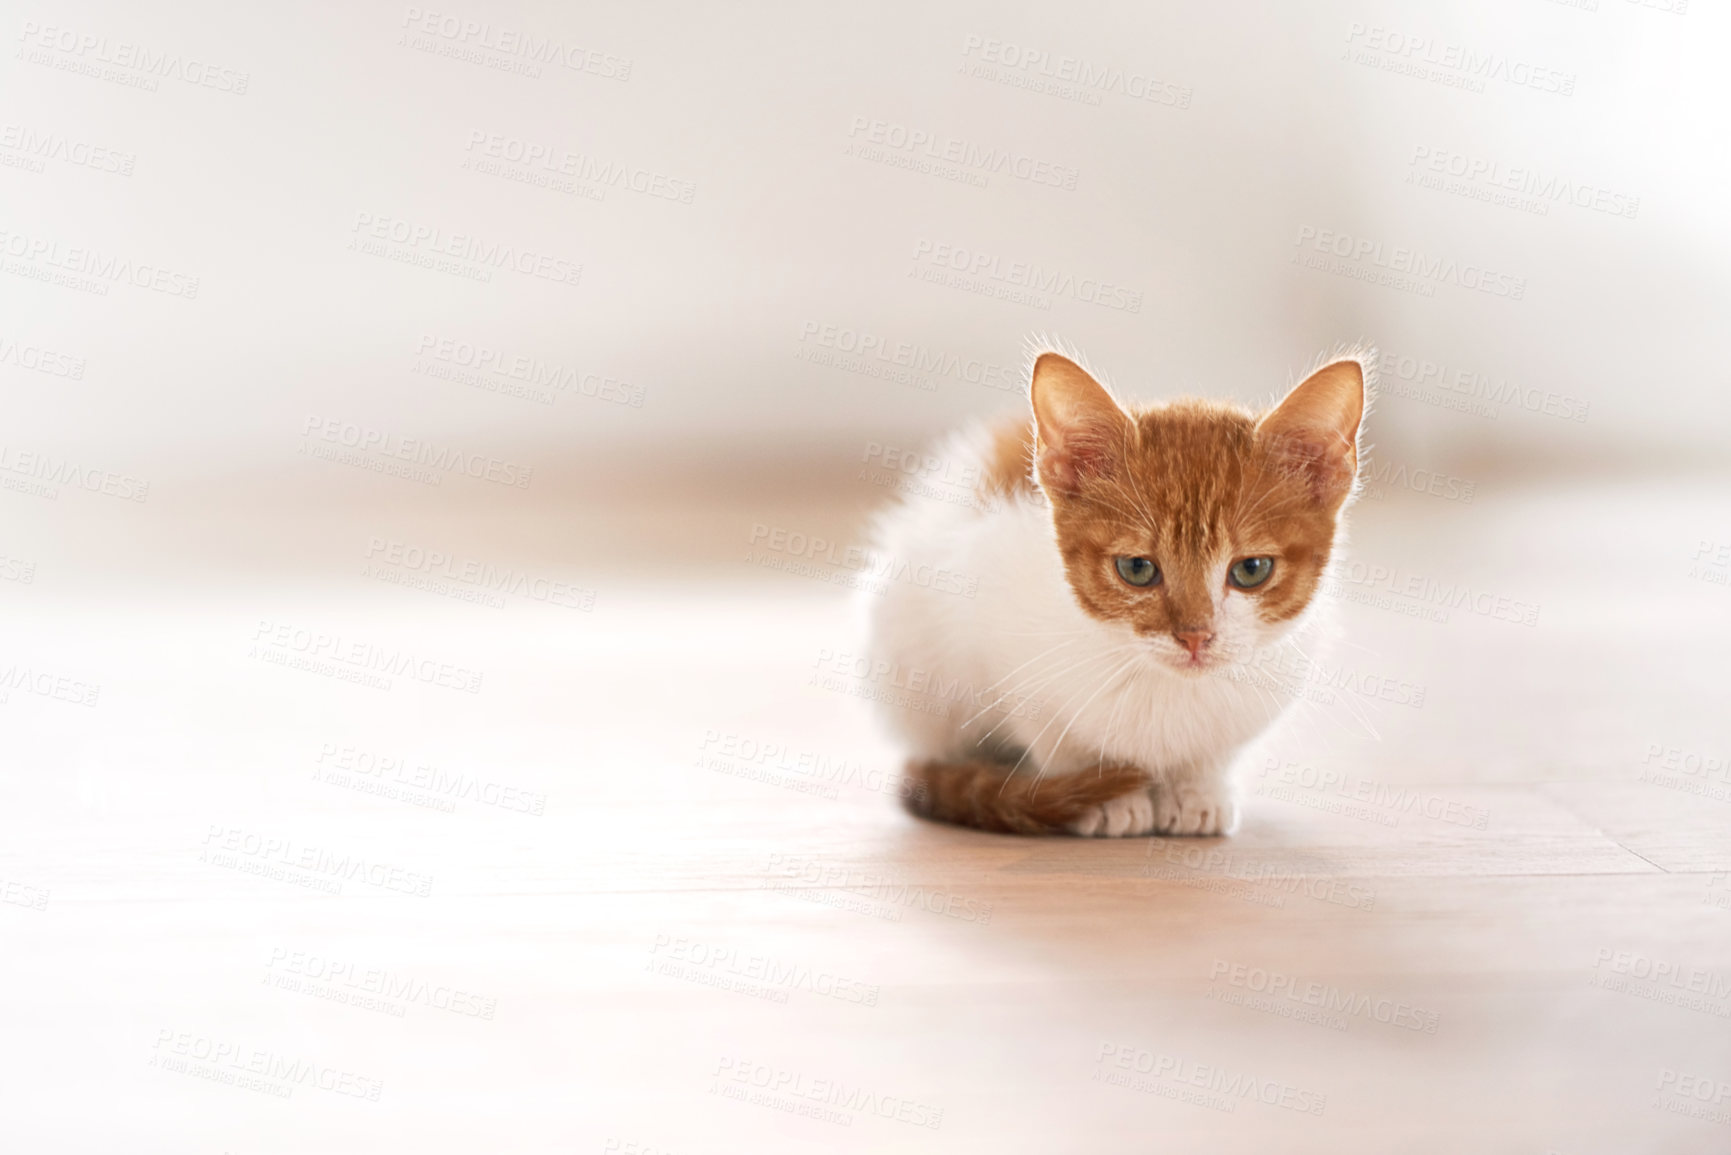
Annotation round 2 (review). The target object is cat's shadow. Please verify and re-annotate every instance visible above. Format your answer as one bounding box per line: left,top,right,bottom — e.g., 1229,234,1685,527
862,811,1392,982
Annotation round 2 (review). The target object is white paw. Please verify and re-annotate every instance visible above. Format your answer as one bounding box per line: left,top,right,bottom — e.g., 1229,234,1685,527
1153,784,1239,836
1066,790,1156,838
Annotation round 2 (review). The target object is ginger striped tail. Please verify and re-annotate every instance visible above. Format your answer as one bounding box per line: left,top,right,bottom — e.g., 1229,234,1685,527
902,759,1150,835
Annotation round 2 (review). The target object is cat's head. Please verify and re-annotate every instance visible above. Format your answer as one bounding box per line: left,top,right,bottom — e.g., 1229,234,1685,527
1028,351,1367,674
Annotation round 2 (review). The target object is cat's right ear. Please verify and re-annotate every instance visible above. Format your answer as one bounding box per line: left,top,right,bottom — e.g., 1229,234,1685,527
1029,353,1131,496
1256,358,1366,506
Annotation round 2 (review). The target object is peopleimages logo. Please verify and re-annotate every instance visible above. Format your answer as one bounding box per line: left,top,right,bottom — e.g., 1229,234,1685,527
0,123,135,176
0,445,147,502
348,212,582,287
910,239,1143,312
1208,959,1441,1033
0,334,85,379
1589,947,1731,1013
413,335,644,407
698,729,923,803
796,321,1021,393
364,537,594,610
250,619,485,695
150,1029,383,1101
265,946,498,1019
1094,1044,1328,1116
1325,561,1540,626
1374,348,1589,424
1293,226,1525,300
0,662,100,707
399,7,632,80
957,34,1192,109
649,934,881,1007
711,1057,944,1129
302,416,534,489
201,825,435,897
764,851,995,925
0,226,200,299
463,130,694,203
17,21,251,94
1257,758,1489,829
1407,146,1639,220
846,115,1079,190
747,523,979,598
315,742,548,815
1343,23,1576,96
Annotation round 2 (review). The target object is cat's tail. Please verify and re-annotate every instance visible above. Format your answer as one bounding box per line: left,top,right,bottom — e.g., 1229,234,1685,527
902,759,1150,835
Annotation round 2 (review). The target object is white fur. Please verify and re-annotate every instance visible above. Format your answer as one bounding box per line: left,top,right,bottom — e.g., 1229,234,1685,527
863,424,1341,837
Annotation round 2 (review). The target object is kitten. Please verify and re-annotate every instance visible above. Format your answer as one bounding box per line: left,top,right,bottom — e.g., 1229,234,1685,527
864,348,1368,836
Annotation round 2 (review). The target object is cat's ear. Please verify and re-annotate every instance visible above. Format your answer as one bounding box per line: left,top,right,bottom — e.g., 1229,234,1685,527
1257,358,1365,506
1029,353,1131,496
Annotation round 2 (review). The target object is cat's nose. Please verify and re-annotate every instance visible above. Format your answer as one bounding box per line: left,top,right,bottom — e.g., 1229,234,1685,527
1173,628,1215,657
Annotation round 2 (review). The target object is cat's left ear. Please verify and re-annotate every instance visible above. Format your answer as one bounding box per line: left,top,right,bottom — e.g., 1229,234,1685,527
1029,353,1132,496
1257,358,1365,506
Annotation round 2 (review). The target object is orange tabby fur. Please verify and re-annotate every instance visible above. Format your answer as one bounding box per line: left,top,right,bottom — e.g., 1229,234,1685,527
903,759,1150,834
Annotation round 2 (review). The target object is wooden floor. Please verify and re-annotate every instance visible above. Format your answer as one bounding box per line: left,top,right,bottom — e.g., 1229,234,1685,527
2,469,1729,1153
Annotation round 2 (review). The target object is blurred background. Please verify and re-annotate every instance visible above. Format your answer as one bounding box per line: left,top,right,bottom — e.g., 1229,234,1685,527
6,0,1727,507
5,3,1731,1152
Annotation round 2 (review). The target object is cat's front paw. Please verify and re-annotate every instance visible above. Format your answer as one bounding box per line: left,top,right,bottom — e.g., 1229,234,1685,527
1066,789,1156,837
1153,784,1239,836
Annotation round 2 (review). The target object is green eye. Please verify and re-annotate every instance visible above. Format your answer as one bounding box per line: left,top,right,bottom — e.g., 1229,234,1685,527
1228,557,1274,589
1115,557,1160,587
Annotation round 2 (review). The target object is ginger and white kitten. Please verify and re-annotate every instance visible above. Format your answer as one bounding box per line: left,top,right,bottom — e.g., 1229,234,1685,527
864,349,1368,837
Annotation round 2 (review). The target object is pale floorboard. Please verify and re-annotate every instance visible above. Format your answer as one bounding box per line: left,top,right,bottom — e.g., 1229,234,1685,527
1,473,1728,1153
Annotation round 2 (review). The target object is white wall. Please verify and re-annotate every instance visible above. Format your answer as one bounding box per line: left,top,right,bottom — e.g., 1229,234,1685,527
4,0,1726,493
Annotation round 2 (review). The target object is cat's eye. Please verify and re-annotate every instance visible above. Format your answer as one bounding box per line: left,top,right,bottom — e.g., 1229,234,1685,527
1115,557,1161,587
1228,556,1275,589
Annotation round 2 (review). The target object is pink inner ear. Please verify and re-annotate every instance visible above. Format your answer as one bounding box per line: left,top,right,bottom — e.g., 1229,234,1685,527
1268,431,1354,503
1041,429,1116,494
1066,440,1114,480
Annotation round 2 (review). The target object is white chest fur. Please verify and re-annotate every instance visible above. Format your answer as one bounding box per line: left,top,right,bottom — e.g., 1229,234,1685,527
862,440,1315,787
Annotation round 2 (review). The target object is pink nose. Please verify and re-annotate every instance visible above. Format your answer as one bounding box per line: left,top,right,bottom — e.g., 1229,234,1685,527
1173,629,1214,657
